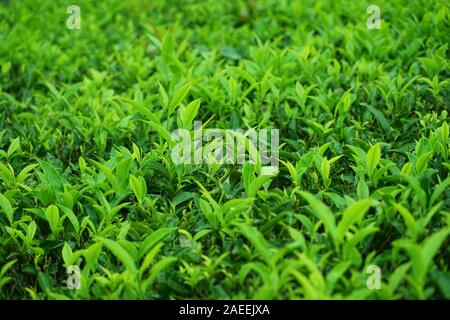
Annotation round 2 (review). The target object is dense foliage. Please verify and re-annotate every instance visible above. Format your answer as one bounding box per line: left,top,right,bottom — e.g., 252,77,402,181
0,0,449,299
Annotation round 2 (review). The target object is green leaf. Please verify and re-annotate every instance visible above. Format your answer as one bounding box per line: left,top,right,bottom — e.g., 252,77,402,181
430,177,450,205
46,205,60,234
404,176,428,208
161,33,175,61
145,120,173,145
249,175,272,198
59,206,80,234
193,229,212,242
139,228,176,259
169,82,191,116
0,193,13,225
62,242,73,266
7,137,20,158
27,221,36,242
337,199,373,243
434,271,450,299
0,162,14,185
325,261,352,292
116,97,159,123
16,164,38,184
388,263,410,294
362,103,391,132
392,203,417,236
319,158,330,186
242,163,255,196
421,228,450,270
38,160,64,191
416,151,433,176
97,237,138,274
236,224,271,264
366,144,381,178
299,191,338,242
37,272,54,294
336,89,355,115
129,175,144,203
239,262,271,285
0,259,16,278
147,34,162,50
357,178,369,199
139,243,163,276
440,122,449,142
172,192,195,207
221,198,253,224
142,257,177,291
199,198,217,227
91,160,120,193
179,98,201,129
158,82,169,109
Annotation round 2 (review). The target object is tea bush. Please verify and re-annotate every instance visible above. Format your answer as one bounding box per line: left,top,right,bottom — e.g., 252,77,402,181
0,0,449,299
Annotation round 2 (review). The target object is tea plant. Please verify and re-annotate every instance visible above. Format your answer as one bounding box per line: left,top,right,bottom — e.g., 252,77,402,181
0,0,449,299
